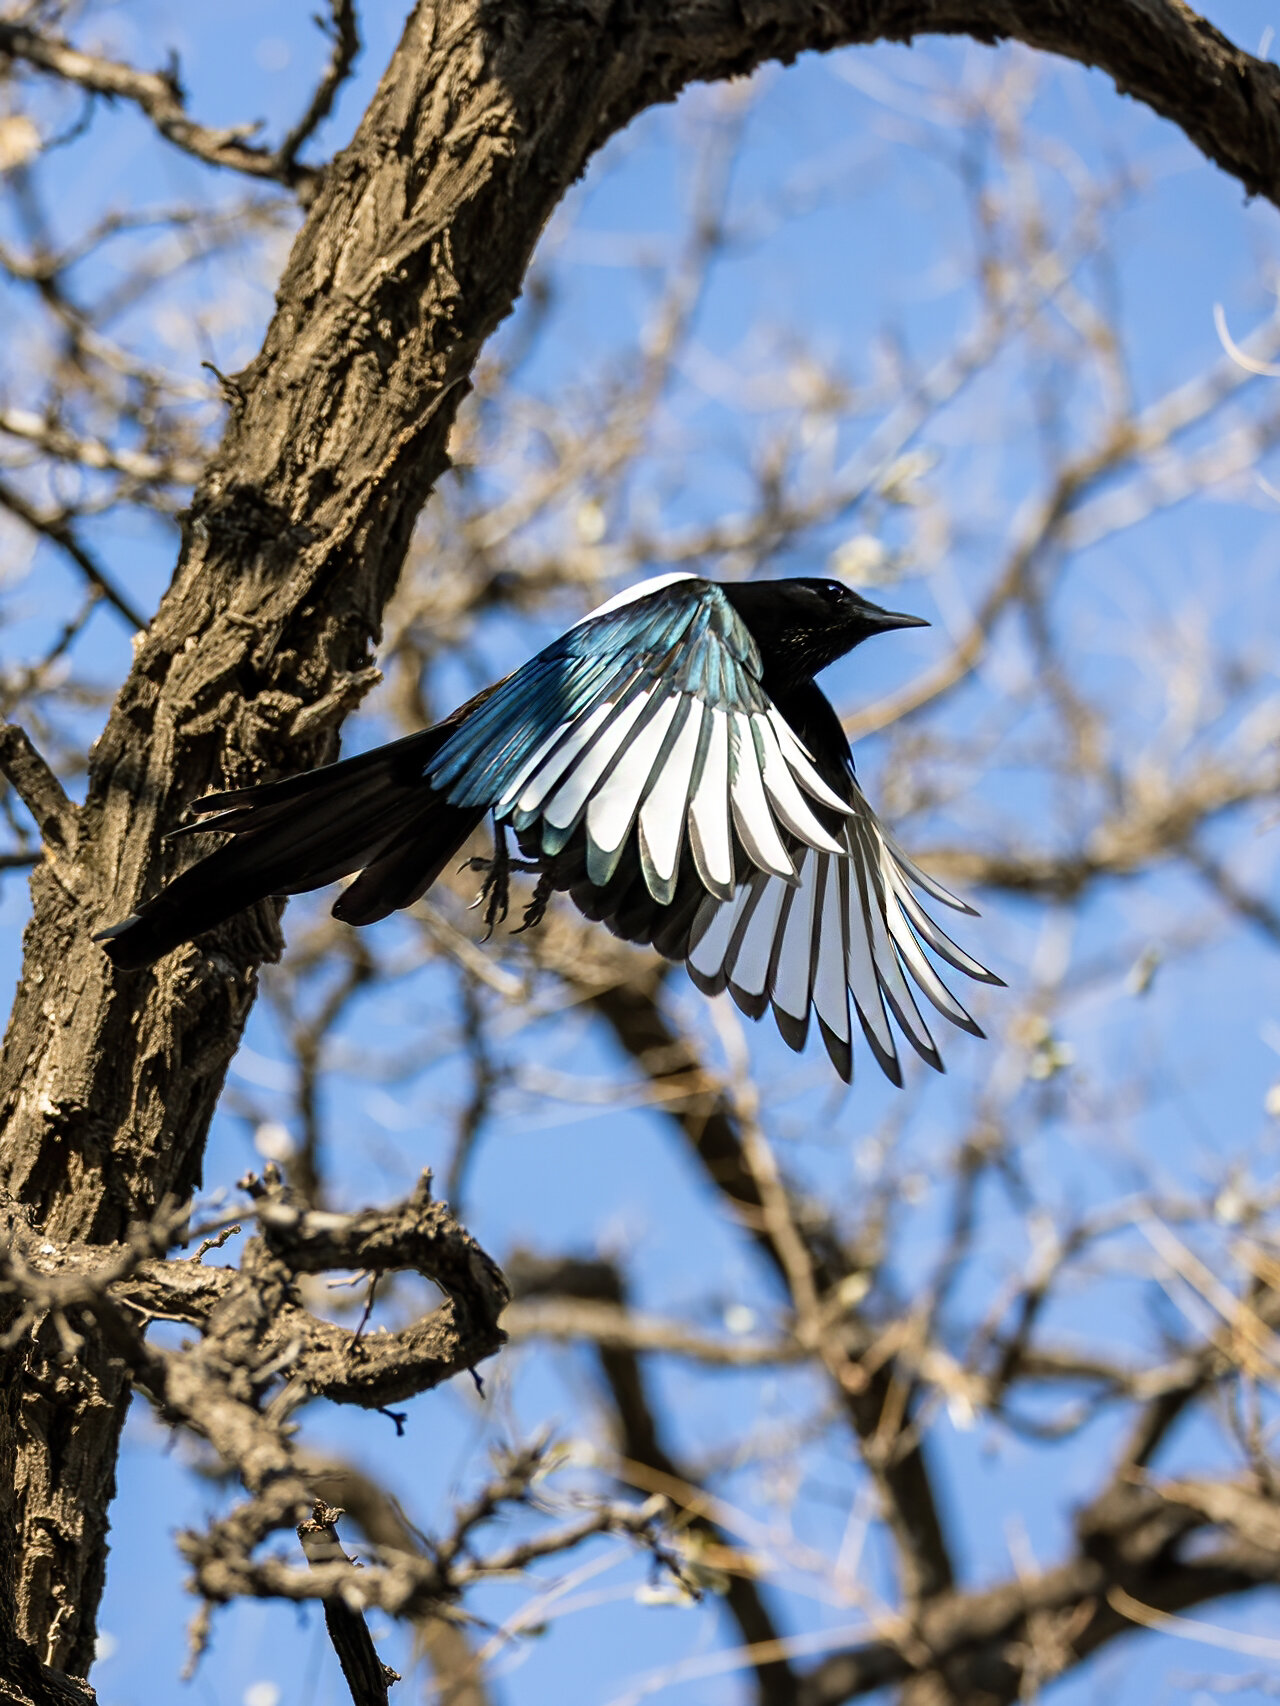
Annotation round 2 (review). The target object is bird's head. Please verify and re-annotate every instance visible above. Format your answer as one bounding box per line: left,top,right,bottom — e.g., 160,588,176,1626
724,576,928,685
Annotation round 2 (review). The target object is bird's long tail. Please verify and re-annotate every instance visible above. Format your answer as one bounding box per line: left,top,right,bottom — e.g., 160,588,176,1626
95,725,486,970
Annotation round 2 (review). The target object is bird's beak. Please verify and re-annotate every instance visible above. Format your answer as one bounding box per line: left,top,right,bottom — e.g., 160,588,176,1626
863,600,930,631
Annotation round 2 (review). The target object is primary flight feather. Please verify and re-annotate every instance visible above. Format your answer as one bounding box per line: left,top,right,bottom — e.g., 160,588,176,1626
96,573,1001,1084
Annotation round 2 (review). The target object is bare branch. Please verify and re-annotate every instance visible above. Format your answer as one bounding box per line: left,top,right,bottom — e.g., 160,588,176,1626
0,477,147,631
0,408,205,488
508,1253,794,1702
298,1502,400,1706
503,1295,801,1366
277,1,362,175
0,21,319,195
0,724,75,854
591,973,955,1606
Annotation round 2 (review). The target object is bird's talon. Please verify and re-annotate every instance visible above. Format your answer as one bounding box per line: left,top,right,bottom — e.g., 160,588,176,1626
513,871,554,935
481,886,506,941
469,829,513,939
467,840,544,939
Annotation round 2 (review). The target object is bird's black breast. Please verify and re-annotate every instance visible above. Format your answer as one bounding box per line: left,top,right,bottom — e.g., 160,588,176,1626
769,678,856,793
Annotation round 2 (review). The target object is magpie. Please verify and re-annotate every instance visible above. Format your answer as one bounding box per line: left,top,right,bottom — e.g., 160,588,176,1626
95,573,1000,1084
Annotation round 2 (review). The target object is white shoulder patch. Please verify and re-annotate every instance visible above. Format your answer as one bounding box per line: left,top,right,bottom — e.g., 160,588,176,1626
573,572,698,628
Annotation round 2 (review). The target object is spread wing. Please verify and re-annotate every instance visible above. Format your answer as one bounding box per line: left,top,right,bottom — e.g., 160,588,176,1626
426,574,851,904
685,777,1002,1086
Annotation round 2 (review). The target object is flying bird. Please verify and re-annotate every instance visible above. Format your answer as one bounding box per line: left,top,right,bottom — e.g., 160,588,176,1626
96,573,1000,1084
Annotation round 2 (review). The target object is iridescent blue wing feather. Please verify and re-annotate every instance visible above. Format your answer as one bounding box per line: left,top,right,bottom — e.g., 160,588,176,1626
426,574,851,904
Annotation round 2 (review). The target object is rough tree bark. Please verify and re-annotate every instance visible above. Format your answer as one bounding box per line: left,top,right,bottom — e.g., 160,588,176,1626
1,0,1278,1699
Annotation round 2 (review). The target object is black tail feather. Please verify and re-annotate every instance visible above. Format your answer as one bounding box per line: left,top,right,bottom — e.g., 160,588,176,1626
96,727,483,969
333,810,480,926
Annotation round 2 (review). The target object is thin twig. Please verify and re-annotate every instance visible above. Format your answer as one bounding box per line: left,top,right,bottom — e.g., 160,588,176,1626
0,475,147,630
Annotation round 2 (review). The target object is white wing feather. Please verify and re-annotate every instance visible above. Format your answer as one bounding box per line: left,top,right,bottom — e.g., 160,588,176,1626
685,790,997,1084
754,715,843,852
587,693,681,855
638,700,703,893
729,713,796,881
542,690,653,830
688,708,734,897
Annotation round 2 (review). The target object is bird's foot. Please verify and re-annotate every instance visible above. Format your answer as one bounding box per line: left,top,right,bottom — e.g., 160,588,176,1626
512,870,555,936
464,840,542,942
464,834,510,941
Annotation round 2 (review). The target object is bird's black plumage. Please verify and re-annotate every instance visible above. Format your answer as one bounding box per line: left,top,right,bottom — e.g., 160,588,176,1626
95,573,1000,1083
